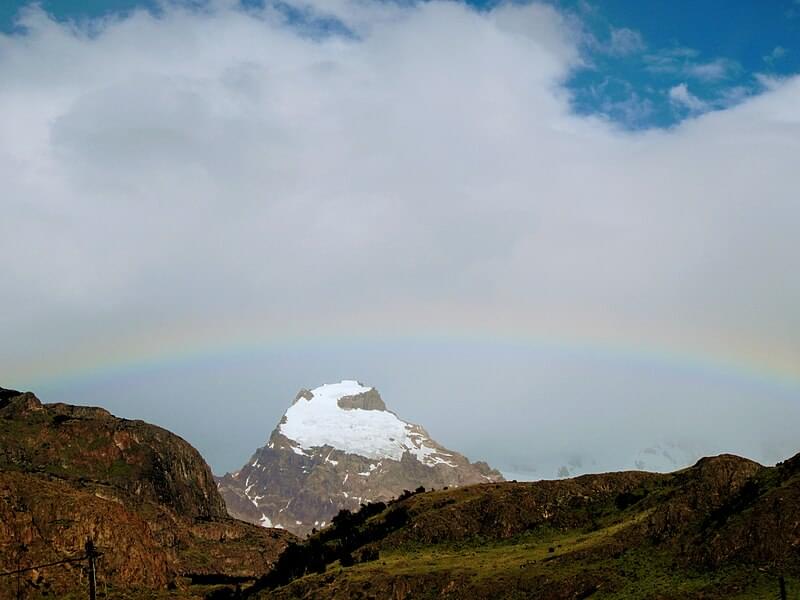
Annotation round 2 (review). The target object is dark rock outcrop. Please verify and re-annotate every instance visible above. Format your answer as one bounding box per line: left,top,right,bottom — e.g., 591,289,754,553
0,386,23,408
0,389,294,599
337,388,386,411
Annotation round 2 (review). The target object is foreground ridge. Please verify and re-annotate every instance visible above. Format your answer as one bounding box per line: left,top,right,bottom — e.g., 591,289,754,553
0,387,294,599
246,451,800,599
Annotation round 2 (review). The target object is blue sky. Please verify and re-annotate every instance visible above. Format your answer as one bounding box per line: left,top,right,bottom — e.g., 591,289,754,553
557,0,800,127
2,0,799,128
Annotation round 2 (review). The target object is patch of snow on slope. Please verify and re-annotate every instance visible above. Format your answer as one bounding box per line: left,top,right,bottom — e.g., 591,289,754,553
358,463,379,476
405,435,457,467
260,513,282,528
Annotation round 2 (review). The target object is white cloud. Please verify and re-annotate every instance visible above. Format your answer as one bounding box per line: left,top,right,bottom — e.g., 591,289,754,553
754,72,788,90
580,25,645,58
600,92,654,125
645,48,738,81
606,26,645,56
643,46,698,72
1,1,800,470
684,57,739,81
668,82,708,112
717,85,751,106
763,45,787,65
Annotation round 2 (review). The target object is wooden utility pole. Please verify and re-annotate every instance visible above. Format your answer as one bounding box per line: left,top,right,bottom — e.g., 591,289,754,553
15,547,20,600
16,543,26,600
779,575,787,600
85,538,97,600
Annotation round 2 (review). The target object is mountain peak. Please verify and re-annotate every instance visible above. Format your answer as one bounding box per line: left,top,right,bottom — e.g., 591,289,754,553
217,380,504,535
296,381,387,412
279,380,425,462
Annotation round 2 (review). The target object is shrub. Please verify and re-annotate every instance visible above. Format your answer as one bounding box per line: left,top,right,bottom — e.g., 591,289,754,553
358,547,379,563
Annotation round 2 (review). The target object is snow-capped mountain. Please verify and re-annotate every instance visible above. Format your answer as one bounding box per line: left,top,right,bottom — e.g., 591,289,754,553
216,380,503,535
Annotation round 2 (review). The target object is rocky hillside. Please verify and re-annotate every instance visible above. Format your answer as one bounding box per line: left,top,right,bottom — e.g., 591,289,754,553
0,387,294,599
246,450,800,599
217,381,503,536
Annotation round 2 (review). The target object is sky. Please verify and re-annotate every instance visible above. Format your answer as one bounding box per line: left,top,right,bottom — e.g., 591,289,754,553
1,0,799,479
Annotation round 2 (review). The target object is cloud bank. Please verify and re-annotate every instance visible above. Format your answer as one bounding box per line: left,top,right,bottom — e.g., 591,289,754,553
1,0,799,474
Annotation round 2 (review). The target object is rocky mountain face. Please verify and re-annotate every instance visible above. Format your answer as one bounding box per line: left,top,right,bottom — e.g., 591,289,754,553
217,381,503,536
248,450,800,599
0,387,294,599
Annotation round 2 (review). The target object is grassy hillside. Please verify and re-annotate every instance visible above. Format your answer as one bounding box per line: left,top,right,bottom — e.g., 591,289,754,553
247,453,800,599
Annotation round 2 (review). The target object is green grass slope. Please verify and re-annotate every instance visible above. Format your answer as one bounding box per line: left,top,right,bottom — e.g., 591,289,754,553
246,452,800,600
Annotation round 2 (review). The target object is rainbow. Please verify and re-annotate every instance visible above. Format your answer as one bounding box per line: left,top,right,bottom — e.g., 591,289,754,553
9,312,800,394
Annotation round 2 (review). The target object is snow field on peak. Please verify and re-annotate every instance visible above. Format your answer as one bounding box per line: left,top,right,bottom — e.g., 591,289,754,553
278,380,455,466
